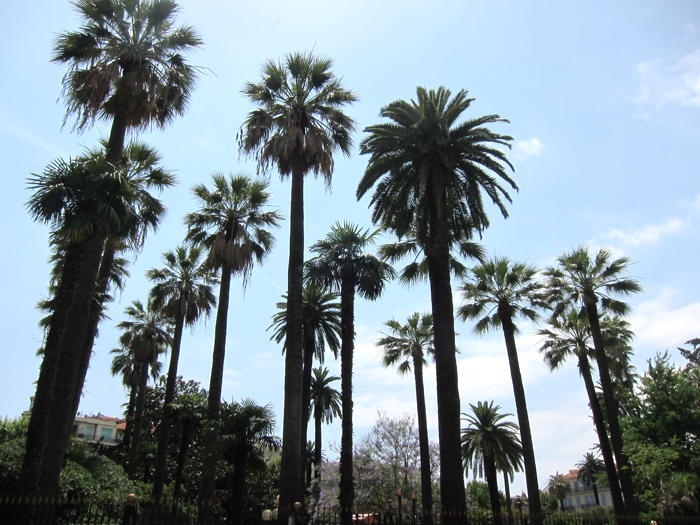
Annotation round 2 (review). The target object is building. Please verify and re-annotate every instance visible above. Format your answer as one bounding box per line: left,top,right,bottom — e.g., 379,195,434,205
558,469,612,512
23,397,125,446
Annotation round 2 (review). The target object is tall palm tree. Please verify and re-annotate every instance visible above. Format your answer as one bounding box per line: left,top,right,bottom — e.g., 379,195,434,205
458,257,546,520
269,283,341,492
305,222,394,525
185,173,280,508
545,246,642,514
308,367,341,478
212,399,281,525
115,299,172,477
576,453,605,507
54,0,202,164
358,87,516,520
239,52,356,518
148,245,218,501
537,307,627,514
377,312,436,525
547,473,570,512
461,401,523,525
22,144,172,497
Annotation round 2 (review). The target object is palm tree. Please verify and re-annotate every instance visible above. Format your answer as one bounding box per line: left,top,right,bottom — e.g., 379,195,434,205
308,367,341,479
22,144,172,497
305,222,394,525
576,453,605,507
148,245,218,501
537,307,627,514
269,283,341,492
547,473,570,512
184,173,280,508
545,246,642,514
54,0,202,164
358,87,516,520
458,257,547,520
239,51,356,518
167,391,207,501
377,312,436,525
115,299,172,477
461,401,523,525
212,399,281,525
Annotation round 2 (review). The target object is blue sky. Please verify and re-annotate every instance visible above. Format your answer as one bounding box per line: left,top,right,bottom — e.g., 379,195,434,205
1,0,699,497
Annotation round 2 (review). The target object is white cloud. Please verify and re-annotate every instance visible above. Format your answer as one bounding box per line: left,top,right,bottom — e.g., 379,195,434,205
636,49,700,107
0,118,65,157
630,288,700,350
515,137,544,157
601,218,686,247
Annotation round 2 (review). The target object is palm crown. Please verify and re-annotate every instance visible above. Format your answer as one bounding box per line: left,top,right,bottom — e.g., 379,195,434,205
458,257,547,333
54,0,202,132
378,312,435,375
185,174,281,283
239,51,357,180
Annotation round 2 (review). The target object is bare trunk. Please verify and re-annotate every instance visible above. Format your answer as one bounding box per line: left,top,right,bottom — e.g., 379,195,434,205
153,294,188,501
577,353,625,514
339,277,355,525
279,165,305,523
585,298,637,515
413,353,434,525
499,314,542,524
485,453,503,525
425,185,466,522
127,362,150,478
300,337,314,495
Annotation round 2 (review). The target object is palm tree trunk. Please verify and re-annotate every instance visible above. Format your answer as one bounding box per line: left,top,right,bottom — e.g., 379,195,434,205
412,354,434,525
127,362,150,478
300,338,314,495
499,314,542,524
503,471,513,525
124,384,138,449
200,263,232,510
585,298,637,515
485,454,504,525
18,243,83,495
173,421,192,502
425,199,466,522
153,297,187,502
577,354,625,514
229,456,248,525
279,165,305,524
313,406,323,501
339,277,355,525
37,232,105,497
592,481,600,506
70,244,114,420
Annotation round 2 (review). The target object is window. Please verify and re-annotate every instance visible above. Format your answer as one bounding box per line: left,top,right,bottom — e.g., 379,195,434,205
100,428,113,441
576,496,581,508
601,494,607,506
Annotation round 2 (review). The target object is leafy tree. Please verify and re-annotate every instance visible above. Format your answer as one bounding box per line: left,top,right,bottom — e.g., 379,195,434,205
545,247,642,514
240,51,357,518
466,480,502,511
576,453,605,506
461,401,522,524
377,312,435,523
358,86,516,521
147,245,217,501
537,307,626,514
458,257,546,517
547,472,570,512
306,223,394,525
167,390,207,501
185,173,280,508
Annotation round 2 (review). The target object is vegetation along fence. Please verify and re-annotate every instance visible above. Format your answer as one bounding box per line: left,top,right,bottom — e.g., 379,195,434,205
2,498,700,525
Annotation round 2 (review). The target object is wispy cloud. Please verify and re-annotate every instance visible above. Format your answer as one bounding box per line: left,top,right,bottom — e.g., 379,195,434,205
630,288,700,351
636,49,700,108
515,137,544,157
0,118,65,158
601,218,686,247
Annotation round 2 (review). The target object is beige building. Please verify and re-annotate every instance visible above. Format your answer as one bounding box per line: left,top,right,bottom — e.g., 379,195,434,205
24,397,125,446
559,469,612,512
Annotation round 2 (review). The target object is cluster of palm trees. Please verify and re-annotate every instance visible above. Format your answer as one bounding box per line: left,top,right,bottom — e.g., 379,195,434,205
21,1,646,524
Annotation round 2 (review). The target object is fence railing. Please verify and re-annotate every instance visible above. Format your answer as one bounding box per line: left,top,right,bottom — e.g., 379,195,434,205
2,498,700,525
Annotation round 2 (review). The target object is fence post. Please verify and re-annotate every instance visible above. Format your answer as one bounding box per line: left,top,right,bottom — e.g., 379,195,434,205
122,494,138,525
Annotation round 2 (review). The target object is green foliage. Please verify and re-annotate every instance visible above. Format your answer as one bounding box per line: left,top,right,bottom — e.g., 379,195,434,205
538,490,559,512
466,480,503,510
0,418,28,495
